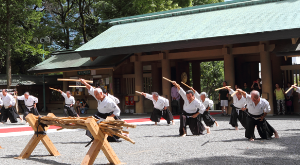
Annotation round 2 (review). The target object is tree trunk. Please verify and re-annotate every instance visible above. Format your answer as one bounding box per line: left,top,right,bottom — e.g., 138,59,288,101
6,0,11,89
79,0,88,43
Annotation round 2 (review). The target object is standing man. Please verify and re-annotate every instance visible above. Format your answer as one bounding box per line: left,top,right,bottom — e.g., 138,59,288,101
238,89,279,141
251,78,262,96
226,86,247,130
274,83,285,115
58,90,78,117
0,89,22,123
171,85,181,115
285,82,294,114
141,92,175,125
80,79,121,142
219,81,229,116
243,82,251,94
172,81,210,137
15,92,40,122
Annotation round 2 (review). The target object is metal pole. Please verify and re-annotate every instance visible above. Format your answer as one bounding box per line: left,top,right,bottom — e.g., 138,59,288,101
43,43,46,112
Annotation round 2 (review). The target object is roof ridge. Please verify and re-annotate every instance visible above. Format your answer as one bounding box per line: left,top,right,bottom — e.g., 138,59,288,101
105,0,284,25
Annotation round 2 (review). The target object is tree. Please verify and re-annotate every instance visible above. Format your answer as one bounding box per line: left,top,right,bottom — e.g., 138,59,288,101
200,61,224,100
0,0,46,88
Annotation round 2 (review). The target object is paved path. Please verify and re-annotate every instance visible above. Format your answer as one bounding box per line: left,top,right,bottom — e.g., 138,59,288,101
0,114,300,165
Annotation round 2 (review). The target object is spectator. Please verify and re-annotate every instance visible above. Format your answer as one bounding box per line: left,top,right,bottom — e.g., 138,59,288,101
285,82,294,115
243,82,251,94
171,84,181,115
251,78,262,96
219,81,229,116
80,99,89,114
274,83,285,115
75,99,81,114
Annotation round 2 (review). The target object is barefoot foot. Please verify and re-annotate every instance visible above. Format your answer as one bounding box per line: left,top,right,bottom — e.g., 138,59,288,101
215,121,219,127
274,131,279,138
206,127,211,134
249,138,254,141
235,127,239,130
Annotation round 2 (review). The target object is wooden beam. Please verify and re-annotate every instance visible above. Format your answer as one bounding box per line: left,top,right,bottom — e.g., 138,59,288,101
292,38,299,44
281,65,300,70
169,49,223,60
90,57,97,61
123,73,152,78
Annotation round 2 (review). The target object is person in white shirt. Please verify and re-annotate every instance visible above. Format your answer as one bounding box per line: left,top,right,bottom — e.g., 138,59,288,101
58,90,78,117
225,86,247,130
141,92,175,125
172,81,210,137
100,87,120,105
15,92,40,122
80,79,122,143
238,89,279,141
0,89,21,123
193,90,219,127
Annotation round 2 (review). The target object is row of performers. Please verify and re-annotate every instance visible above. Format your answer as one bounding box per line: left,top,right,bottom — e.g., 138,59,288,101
4,80,299,142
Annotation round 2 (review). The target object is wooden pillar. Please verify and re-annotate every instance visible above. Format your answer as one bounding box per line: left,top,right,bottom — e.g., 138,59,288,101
161,51,171,103
192,61,200,92
134,53,144,113
151,62,159,92
260,42,274,114
223,45,235,114
63,72,68,92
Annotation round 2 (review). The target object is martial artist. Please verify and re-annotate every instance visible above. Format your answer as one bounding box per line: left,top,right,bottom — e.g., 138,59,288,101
194,91,219,127
100,87,120,105
141,92,175,125
15,92,40,122
0,89,22,123
58,90,79,117
80,79,122,142
172,81,210,137
225,87,247,130
238,89,279,141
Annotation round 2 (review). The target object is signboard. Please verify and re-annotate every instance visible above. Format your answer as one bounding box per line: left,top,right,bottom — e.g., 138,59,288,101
77,70,91,75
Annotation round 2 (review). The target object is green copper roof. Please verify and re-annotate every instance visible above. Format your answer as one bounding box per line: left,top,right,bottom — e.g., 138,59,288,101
28,53,131,73
76,0,300,55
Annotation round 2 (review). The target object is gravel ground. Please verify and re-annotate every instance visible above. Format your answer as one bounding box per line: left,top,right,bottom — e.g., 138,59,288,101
1,115,300,165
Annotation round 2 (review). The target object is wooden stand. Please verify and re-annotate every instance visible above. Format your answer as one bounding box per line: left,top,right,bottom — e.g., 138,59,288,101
15,114,126,165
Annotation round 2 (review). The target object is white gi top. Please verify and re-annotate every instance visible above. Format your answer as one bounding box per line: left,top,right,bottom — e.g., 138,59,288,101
229,89,246,109
107,93,120,104
245,93,270,115
296,87,300,93
61,92,75,105
178,88,205,114
17,95,38,108
0,97,3,106
0,93,16,107
89,88,120,116
145,93,169,110
194,91,213,109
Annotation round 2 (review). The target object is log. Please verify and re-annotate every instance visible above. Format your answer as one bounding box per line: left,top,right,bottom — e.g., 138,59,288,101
135,91,143,95
49,87,60,92
215,86,231,91
57,78,93,84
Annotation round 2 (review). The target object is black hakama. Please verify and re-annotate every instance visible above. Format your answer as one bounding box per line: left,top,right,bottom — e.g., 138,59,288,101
229,106,239,127
23,107,40,121
63,105,78,117
150,108,173,124
237,109,247,129
179,111,205,136
0,107,19,123
86,111,121,142
245,113,275,140
201,111,216,127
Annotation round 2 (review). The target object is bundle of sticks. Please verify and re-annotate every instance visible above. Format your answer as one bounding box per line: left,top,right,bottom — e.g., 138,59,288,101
34,116,136,144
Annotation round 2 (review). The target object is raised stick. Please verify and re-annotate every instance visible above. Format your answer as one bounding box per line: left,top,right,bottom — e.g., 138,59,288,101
57,78,93,84
49,87,60,92
181,82,191,89
162,77,173,83
135,91,143,95
215,86,231,91
285,83,297,94
69,85,95,88
231,91,239,97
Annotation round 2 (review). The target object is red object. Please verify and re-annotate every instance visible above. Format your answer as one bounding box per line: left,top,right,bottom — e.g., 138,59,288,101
129,96,135,105
125,96,130,105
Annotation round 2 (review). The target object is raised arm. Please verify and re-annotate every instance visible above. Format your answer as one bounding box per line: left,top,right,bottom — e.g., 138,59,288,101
237,89,247,98
80,79,92,90
16,95,25,100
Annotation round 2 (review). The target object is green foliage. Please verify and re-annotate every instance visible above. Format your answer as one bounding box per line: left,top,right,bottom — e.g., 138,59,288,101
200,61,224,100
